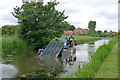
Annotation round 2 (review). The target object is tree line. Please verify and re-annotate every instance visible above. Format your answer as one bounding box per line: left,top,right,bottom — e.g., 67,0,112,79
87,21,117,37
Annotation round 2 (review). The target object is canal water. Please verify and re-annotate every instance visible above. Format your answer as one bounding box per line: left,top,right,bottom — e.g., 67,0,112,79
1,38,110,78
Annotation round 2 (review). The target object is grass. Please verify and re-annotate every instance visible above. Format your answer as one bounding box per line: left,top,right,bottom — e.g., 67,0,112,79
118,35,120,78
95,43,118,78
75,37,117,78
2,36,34,59
58,35,102,44
76,38,117,78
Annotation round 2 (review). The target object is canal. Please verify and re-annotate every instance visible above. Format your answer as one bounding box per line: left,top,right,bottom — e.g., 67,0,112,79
1,38,110,78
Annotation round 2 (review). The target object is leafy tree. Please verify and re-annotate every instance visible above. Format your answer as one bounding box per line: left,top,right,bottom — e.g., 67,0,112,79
12,1,69,48
96,30,102,37
88,21,96,34
104,30,107,33
2,25,19,36
68,25,76,31
97,30,102,34
88,21,96,30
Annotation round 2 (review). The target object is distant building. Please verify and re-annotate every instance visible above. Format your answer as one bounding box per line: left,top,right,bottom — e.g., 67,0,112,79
64,30,75,35
64,27,89,35
74,27,88,35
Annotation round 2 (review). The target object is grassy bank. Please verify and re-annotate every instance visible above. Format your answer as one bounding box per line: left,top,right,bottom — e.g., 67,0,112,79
59,35,101,44
95,42,118,78
2,36,34,59
75,38,117,78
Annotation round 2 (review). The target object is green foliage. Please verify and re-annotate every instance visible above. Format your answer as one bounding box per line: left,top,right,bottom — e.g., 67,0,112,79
104,30,107,33
59,35,101,44
88,21,96,34
88,30,117,37
2,25,19,36
95,43,118,78
12,1,69,48
2,36,33,59
97,30,102,34
68,25,76,31
75,38,117,78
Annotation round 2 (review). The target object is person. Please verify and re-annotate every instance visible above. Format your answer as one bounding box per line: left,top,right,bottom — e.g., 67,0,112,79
37,49,43,55
69,35,74,47
63,37,69,48
72,39,77,46
36,48,43,65
36,48,43,59
52,50,57,58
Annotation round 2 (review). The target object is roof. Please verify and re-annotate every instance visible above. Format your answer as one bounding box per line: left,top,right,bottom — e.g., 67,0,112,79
64,30,75,34
76,27,88,32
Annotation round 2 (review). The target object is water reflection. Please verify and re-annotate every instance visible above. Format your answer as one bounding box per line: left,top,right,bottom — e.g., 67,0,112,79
1,64,18,78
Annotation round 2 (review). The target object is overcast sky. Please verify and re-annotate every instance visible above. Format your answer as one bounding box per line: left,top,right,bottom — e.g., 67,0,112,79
0,0,118,31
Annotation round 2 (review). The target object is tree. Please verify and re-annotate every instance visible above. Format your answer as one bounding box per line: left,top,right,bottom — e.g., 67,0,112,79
97,30,102,37
88,21,96,34
68,25,76,31
104,30,107,33
2,25,19,36
12,1,68,48
97,30,102,34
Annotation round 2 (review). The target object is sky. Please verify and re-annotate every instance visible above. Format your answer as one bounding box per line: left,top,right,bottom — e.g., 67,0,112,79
0,0,118,31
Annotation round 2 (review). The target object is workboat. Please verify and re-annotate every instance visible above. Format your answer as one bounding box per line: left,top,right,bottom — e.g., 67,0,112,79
38,40,77,66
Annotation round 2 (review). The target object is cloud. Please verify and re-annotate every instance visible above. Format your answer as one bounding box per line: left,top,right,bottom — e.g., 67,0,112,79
55,0,118,31
0,0,118,32
0,0,22,27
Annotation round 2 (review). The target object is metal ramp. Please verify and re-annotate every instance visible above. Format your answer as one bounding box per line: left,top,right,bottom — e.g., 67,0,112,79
41,41,64,57
39,41,64,66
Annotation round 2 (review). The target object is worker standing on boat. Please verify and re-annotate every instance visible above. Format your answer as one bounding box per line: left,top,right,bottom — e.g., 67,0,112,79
72,39,77,46
63,37,69,48
69,35,74,47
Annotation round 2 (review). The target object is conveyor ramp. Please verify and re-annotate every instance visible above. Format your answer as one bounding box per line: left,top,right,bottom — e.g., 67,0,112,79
41,41,64,57
39,41,64,65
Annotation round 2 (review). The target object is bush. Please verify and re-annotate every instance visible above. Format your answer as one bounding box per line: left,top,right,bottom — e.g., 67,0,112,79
2,25,20,36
